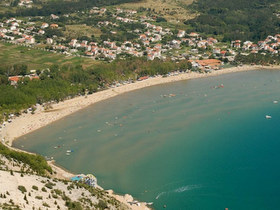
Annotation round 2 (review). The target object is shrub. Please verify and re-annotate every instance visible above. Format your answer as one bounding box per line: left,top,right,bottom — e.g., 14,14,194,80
53,189,62,195
43,202,50,207
45,182,55,189
35,196,43,200
66,201,83,210
18,185,27,194
97,200,107,209
32,185,38,191
52,194,58,199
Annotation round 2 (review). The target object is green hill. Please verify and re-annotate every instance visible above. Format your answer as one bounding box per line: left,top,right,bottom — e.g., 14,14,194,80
185,0,280,41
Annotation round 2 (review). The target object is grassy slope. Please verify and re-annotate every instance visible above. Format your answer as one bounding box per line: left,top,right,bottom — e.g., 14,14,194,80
119,0,195,22
0,42,98,70
64,25,102,39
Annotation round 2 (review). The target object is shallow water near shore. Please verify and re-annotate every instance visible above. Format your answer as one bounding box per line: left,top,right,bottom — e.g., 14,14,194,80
15,70,280,209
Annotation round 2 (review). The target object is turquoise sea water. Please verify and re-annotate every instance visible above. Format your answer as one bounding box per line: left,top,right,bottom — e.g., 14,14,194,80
14,70,280,209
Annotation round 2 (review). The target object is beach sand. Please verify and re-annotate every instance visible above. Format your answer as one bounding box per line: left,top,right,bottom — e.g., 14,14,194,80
3,65,279,146
0,64,279,209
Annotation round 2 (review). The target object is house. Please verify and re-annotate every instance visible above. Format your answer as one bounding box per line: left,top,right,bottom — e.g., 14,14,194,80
9,76,23,85
213,48,221,54
143,40,150,46
10,26,17,31
189,32,199,38
106,53,116,60
11,22,19,27
190,49,198,54
41,23,49,29
130,51,142,57
0,28,7,33
153,34,162,42
197,40,208,48
25,36,35,44
85,51,94,56
50,14,59,20
171,40,181,49
155,26,163,33
177,30,185,38
50,24,58,29
207,37,218,44
154,44,162,50
233,42,241,48
139,34,147,41
220,50,227,56
193,59,222,70
91,49,99,55
46,38,53,44
100,8,107,13
29,75,39,80
6,18,16,24
38,29,45,35
138,76,149,81
147,54,155,60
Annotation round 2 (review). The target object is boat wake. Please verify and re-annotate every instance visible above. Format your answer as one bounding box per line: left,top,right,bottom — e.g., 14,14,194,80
156,192,166,199
156,184,202,199
173,184,201,193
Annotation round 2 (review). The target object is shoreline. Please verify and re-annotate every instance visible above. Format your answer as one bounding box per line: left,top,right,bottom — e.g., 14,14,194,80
1,64,279,209
2,65,280,146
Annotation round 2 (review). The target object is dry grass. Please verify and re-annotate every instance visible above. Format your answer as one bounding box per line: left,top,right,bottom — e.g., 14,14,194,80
120,0,196,22
0,42,98,70
64,24,102,39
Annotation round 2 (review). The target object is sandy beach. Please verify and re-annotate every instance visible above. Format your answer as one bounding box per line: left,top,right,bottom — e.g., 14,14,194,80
1,65,279,146
0,64,279,210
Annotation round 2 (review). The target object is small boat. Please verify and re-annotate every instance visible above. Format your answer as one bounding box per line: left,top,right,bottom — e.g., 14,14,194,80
66,150,71,153
273,100,278,104
265,115,272,119
66,153,70,156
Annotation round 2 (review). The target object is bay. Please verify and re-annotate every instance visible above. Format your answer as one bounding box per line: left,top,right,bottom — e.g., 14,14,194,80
14,70,280,209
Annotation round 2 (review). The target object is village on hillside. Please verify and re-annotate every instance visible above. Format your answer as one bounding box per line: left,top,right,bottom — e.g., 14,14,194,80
0,5,280,86
1,7,279,62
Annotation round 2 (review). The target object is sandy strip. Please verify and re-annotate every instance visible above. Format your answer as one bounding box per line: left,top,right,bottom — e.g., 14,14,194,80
1,65,279,145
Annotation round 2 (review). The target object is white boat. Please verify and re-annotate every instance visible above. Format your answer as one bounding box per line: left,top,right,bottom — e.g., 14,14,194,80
66,153,70,156
66,150,71,153
265,115,272,119
273,100,278,104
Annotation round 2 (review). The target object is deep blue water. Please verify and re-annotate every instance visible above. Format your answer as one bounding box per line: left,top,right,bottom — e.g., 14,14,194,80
14,70,280,209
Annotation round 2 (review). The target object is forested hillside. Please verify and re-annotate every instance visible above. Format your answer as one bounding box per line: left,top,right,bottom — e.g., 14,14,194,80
185,0,280,41
0,0,141,17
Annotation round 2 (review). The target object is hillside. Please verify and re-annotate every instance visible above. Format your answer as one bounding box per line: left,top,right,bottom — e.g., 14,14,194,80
185,0,280,41
0,143,145,209
0,0,142,17
119,0,195,22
